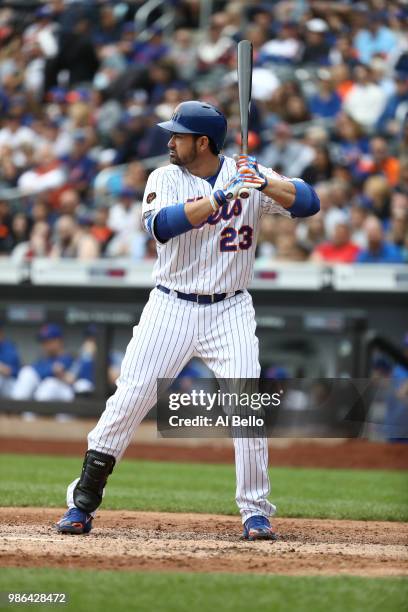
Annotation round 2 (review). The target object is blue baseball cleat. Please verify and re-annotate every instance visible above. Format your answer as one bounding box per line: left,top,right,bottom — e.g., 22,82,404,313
243,515,278,541
55,508,93,535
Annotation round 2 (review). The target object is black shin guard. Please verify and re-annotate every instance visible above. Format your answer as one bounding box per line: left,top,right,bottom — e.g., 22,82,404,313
73,450,116,513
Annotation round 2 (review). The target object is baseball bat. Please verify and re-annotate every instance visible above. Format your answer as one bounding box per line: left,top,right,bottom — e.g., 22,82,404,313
237,39,253,199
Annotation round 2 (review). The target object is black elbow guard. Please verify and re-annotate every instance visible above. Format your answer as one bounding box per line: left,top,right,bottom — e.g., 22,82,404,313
73,450,116,513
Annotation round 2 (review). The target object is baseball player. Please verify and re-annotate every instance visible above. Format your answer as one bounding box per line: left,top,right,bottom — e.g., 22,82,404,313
56,101,319,540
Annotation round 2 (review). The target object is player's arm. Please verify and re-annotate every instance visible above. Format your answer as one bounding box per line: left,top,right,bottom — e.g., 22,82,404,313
143,173,256,243
235,155,320,217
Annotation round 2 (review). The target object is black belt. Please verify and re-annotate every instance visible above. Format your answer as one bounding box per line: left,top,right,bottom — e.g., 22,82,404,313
157,285,242,304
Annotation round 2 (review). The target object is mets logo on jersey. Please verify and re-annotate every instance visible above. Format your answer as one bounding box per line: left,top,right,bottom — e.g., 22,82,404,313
188,197,243,229
146,192,156,204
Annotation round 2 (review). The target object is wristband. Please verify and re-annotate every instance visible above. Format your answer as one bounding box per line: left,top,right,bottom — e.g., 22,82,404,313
211,189,228,210
258,172,268,191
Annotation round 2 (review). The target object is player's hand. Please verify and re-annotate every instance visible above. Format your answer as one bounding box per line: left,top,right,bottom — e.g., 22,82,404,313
233,154,268,191
210,171,263,211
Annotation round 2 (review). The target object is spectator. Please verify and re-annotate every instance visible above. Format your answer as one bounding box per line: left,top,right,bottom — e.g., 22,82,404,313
0,112,36,152
0,322,20,397
377,73,408,137
296,214,326,252
45,16,99,89
11,220,51,263
329,34,359,68
260,22,301,64
353,12,397,65
357,137,400,186
301,18,330,65
107,187,141,234
59,189,81,217
309,69,342,119
132,26,170,66
197,13,234,73
0,200,13,255
301,145,334,185
331,63,355,102
387,192,408,251
11,323,74,401
363,175,391,221
259,122,314,177
60,130,97,196
312,182,338,234
356,216,404,263
272,234,309,262
123,161,147,200
311,217,360,263
343,64,387,129
10,212,30,248
350,199,371,248
168,29,198,81
17,143,66,197
90,207,113,254
50,214,99,260
282,94,311,124
334,112,369,168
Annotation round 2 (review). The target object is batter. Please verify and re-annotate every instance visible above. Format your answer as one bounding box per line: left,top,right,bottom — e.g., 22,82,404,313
56,101,319,540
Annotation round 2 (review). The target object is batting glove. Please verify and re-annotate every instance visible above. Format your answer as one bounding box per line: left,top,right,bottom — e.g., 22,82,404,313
209,173,258,211
233,154,268,191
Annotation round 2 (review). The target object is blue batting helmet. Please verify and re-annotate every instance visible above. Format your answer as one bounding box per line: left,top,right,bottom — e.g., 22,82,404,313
157,101,227,153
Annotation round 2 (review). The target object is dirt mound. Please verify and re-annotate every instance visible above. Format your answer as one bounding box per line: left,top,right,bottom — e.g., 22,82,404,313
1,508,407,577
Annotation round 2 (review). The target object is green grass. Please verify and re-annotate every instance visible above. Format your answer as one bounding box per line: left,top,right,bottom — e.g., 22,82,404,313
0,454,407,521
0,569,407,612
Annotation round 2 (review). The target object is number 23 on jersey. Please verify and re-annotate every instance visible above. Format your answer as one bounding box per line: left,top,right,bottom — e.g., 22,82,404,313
220,225,253,252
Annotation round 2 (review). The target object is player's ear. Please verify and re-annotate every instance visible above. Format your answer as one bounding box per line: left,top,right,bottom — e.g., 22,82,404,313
197,135,209,152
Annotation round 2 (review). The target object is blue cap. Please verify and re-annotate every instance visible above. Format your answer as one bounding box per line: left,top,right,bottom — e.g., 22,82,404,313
83,323,97,337
158,101,227,154
37,323,63,341
372,356,392,373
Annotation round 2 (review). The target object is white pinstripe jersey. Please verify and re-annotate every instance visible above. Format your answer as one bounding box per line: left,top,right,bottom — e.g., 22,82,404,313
142,155,292,294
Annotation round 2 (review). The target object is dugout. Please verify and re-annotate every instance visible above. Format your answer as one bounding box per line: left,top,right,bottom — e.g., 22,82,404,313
0,260,407,418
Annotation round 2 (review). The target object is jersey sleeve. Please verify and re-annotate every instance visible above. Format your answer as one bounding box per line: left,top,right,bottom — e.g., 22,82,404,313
257,163,293,218
142,168,178,215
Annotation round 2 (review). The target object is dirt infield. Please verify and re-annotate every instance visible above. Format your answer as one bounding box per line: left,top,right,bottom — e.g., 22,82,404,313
1,437,408,470
0,508,407,577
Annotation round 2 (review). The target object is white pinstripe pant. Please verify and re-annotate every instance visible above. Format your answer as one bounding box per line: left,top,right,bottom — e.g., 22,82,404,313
67,288,276,522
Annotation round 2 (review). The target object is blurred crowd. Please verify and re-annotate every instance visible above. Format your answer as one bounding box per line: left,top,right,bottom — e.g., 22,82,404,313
0,0,407,264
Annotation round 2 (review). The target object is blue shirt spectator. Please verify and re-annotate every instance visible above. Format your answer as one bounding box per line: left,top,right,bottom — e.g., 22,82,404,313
377,75,408,134
309,90,342,118
356,216,404,263
356,241,404,263
354,20,397,65
0,330,20,378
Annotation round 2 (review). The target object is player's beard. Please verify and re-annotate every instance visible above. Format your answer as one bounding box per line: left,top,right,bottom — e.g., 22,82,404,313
169,145,198,167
